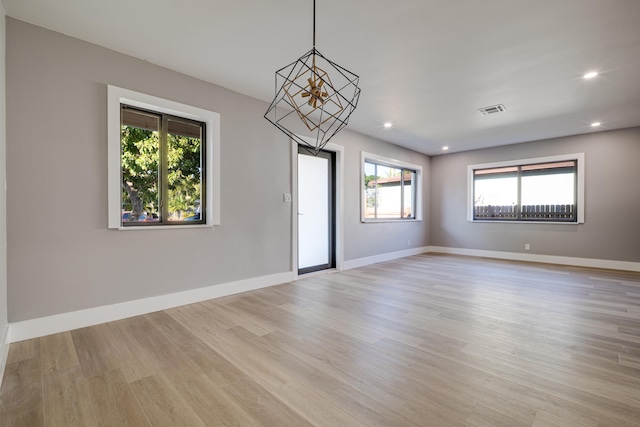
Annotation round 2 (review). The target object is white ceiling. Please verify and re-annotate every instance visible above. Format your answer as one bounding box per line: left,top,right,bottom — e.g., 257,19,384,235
4,0,640,155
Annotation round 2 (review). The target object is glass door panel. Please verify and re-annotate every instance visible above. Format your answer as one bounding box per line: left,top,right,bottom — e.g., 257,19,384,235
297,148,335,274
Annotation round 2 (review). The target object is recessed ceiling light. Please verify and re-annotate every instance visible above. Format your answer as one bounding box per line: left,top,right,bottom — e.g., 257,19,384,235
591,122,601,127
442,146,449,151
383,122,392,128
584,71,598,79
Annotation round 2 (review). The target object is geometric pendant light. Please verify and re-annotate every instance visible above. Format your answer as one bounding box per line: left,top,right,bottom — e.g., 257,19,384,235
264,0,361,155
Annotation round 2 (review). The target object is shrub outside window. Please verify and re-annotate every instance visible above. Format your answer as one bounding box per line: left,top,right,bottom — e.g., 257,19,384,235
468,154,585,223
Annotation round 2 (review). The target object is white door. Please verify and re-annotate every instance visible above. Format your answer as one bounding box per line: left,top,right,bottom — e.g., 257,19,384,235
297,148,334,274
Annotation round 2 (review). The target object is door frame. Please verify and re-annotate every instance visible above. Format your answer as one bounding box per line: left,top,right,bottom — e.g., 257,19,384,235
291,139,344,280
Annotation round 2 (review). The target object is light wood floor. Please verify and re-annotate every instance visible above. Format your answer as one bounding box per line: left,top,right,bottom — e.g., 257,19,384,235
1,254,640,426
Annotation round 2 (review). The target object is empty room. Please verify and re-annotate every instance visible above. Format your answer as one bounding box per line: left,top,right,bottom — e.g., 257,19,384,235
0,0,639,426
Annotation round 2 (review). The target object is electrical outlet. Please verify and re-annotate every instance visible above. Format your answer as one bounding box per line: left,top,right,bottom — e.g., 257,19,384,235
408,240,411,246
283,193,292,202
525,243,530,251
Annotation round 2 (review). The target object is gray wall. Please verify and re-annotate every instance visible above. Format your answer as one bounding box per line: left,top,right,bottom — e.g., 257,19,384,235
331,131,430,261
5,18,430,323
0,9,8,340
430,127,640,262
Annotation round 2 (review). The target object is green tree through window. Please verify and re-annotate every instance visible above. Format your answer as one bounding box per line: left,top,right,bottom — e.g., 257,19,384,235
121,106,205,225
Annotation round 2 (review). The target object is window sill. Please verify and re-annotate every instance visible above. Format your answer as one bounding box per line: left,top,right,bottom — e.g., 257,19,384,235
116,224,214,231
361,219,422,224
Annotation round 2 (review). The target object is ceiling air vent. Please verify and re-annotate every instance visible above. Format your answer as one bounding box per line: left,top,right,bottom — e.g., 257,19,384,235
478,104,506,116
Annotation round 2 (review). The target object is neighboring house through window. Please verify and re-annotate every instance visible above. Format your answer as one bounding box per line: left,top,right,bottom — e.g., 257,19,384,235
361,152,422,222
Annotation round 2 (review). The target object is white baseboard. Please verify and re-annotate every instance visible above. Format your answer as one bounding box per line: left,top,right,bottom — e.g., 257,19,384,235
429,246,640,272
9,271,294,343
8,246,637,344
343,246,430,270
0,324,9,389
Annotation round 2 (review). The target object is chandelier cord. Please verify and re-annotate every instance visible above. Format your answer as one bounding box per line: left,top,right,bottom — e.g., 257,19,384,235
312,0,317,75
264,0,361,154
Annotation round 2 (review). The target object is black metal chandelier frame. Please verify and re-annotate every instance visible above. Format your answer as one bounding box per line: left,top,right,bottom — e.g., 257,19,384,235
264,0,361,155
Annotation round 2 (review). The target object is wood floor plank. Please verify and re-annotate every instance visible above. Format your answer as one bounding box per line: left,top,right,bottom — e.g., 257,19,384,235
174,374,260,427
40,332,81,376
99,318,163,383
619,354,640,370
6,338,40,365
0,357,43,426
225,325,419,427
597,409,640,427
2,254,639,426
465,403,532,427
144,310,247,386
103,315,204,385
129,373,206,427
221,376,314,427
262,328,466,425
270,379,370,427
531,408,589,427
85,369,150,426
42,366,97,427
71,325,119,378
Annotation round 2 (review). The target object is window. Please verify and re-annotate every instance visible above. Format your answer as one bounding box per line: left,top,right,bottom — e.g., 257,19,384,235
468,153,584,223
362,152,422,221
108,86,220,229
120,106,205,225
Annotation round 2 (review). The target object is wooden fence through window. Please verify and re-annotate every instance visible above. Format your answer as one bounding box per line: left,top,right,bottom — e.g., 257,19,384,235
474,204,575,220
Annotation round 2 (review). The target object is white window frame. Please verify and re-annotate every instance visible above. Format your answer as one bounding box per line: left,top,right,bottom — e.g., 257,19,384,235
361,151,423,223
467,153,585,224
107,85,220,230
